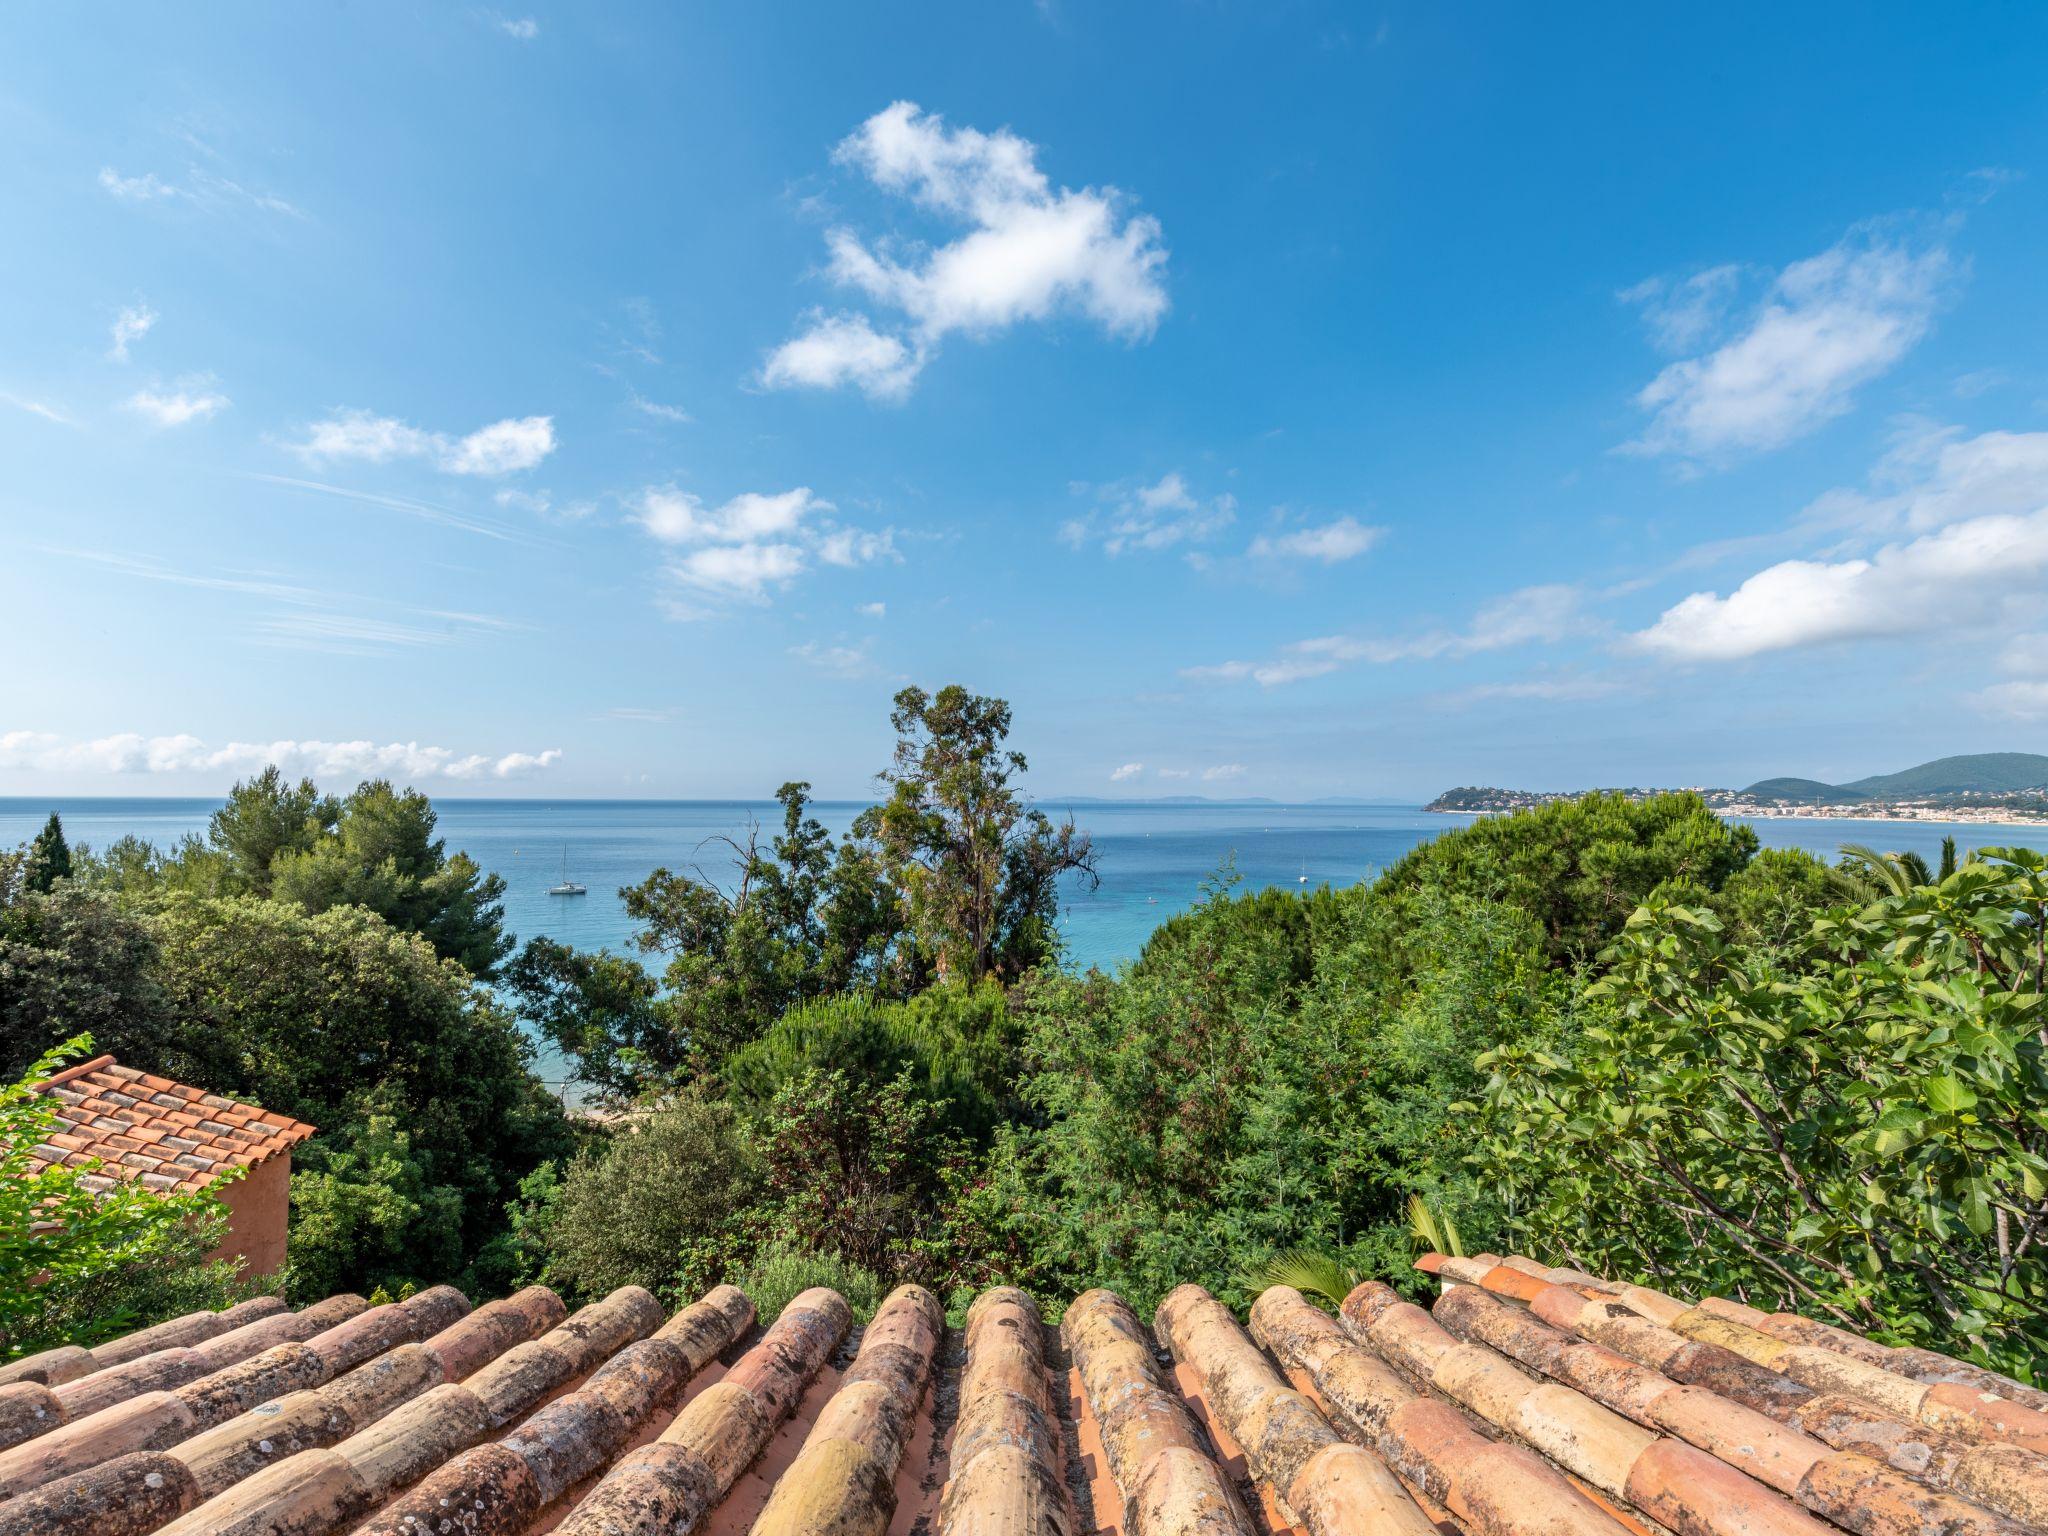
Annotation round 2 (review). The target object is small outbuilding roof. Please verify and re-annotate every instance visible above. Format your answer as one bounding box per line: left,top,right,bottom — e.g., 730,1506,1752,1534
23,1054,315,1196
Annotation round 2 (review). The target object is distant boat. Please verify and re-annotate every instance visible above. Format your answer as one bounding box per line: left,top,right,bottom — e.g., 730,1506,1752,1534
547,846,587,896
1298,859,1308,885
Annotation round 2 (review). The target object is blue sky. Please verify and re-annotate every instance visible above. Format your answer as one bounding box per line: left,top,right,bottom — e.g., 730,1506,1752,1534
4,4,2048,801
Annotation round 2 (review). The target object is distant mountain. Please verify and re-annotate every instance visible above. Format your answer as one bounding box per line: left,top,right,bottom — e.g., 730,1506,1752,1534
1742,753,2048,803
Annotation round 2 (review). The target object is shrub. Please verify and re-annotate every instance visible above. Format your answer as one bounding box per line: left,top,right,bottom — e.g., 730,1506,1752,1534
526,1093,758,1306
737,1242,884,1324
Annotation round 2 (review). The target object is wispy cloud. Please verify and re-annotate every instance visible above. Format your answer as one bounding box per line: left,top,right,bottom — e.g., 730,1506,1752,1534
39,547,523,655
789,639,877,678
0,730,560,782
1061,472,1235,556
762,101,1168,400
1109,761,1144,782
1622,218,1956,464
2,393,75,426
128,378,229,427
629,393,691,424
1189,585,1584,687
99,164,304,220
858,601,887,618
285,409,556,476
495,14,539,39
248,473,538,543
108,302,158,362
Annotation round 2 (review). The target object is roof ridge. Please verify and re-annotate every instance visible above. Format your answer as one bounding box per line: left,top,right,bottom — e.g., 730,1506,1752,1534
32,1054,116,1091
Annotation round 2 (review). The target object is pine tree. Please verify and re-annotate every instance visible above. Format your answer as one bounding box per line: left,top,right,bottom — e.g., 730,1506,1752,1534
23,813,72,893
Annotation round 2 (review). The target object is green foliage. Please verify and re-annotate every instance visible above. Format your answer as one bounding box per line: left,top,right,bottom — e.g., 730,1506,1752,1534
503,939,670,1103
856,685,1096,984
145,895,572,1298
593,782,908,1088
517,1094,759,1306
721,983,1016,1142
982,876,1562,1315
1374,791,1759,967
738,1243,885,1325
747,1066,974,1286
1,1037,255,1360
23,814,72,894
0,868,173,1081
1248,1249,1362,1308
89,768,511,978
268,779,511,978
1407,1194,1465,1259
1708,846,1851,954
1480,850,2048,1373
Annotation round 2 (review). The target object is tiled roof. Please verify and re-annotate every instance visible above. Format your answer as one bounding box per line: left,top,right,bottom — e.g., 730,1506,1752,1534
22,1055,316,1196
0,1259,2041,1536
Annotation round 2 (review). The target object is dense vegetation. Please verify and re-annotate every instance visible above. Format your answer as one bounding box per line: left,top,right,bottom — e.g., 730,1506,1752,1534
6,686,2043,1379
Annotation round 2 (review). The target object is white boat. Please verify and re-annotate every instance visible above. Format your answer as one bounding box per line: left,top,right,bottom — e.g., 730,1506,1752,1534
547,846,587,896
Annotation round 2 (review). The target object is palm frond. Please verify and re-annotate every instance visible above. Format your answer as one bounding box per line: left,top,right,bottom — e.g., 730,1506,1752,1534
1838,842,1917,899
1248,1248,1362,1306
1407,1193,1467,1258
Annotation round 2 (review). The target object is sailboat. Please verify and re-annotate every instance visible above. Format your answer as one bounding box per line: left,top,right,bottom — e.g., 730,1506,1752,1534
1298,859,1308,886
547,846,587,896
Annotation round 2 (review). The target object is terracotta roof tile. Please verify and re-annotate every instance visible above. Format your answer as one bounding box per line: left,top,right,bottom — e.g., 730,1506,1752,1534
0,1260,2031,1536
21,1056,315,1197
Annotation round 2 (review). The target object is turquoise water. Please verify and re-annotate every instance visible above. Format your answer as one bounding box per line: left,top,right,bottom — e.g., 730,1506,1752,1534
3,797,2042,975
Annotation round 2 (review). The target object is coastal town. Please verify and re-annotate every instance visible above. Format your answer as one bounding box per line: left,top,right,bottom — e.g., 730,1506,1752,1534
1425,755,2048,824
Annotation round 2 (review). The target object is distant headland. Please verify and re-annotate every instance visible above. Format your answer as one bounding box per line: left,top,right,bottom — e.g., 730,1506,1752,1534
1425,753,2048,825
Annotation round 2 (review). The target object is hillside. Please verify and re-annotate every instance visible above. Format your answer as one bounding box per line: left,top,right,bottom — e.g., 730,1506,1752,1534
1743,753,2048,802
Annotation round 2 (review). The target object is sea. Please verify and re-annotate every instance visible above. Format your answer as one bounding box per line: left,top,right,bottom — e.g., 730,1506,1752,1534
6,797,2042,1092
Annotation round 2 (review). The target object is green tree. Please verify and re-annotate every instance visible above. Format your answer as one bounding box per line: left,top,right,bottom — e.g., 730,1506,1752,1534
269,779,511,977
23,813,72,894
2,1037,252,1360
532,781,906,1089
1479,851,2048,1373
856,684,1096,983
0,863,173,1081
206,767,337,896
146,894,572,1296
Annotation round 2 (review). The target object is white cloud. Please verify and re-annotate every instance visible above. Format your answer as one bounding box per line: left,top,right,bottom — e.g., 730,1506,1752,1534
1634,428,2048,661
633,485,893,611
1188,584,1584,687
671,543,807,597
1624,223,1953,463
0,731,559,783
761,312,924,402
762,101,1167,398
287,409,555,475
128,379,229,427
858,601,887,618
98,168,177,201
108,303,158,362
635,486,832,544
1062,472,1235,555
497,15,539,39
1201,764,1247,782
1246,515,1383,564
1109,762,1144,782
789,639,876,678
